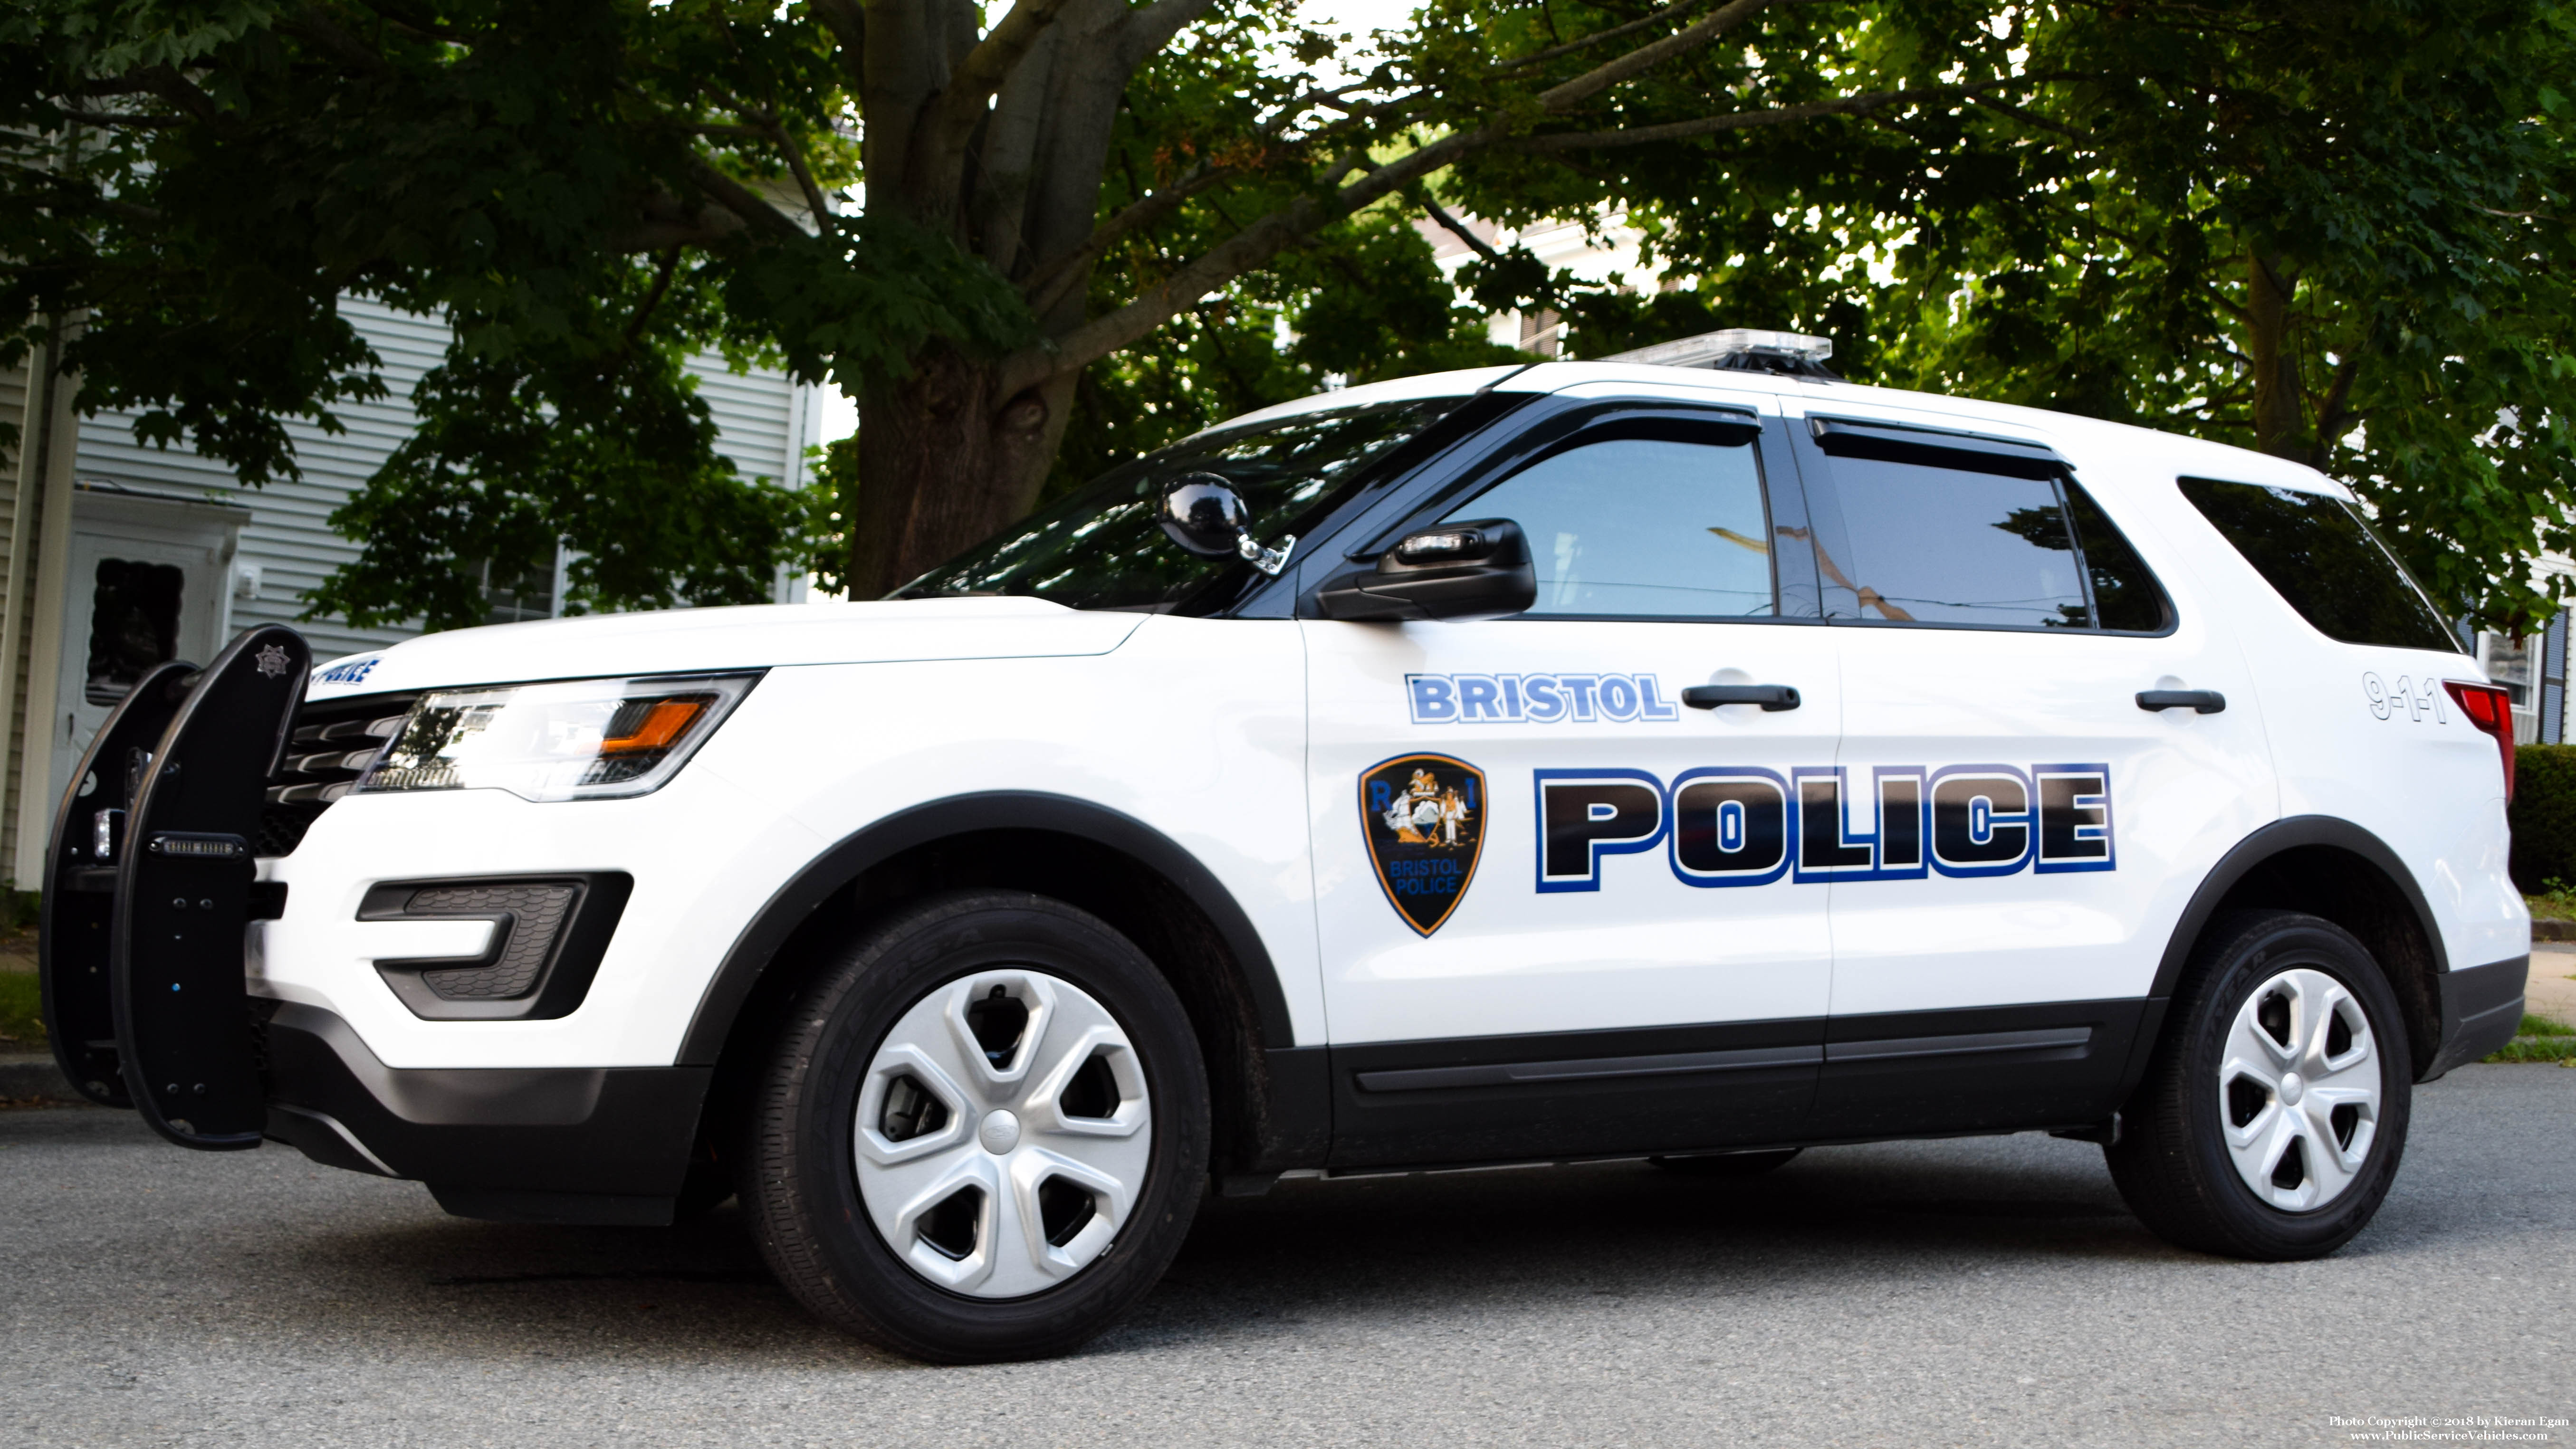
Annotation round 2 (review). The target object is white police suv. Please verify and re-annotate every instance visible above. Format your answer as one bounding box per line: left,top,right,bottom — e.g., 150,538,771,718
40,330,2529,1363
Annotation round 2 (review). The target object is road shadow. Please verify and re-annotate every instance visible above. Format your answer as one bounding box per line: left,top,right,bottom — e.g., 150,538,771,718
204,1133,2209,1368
20,1103,2490,1372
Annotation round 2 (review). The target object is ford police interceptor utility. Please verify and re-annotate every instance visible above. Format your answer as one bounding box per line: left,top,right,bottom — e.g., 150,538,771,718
39,329,2529,1363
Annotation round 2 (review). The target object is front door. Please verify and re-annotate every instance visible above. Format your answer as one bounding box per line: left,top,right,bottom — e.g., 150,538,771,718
1782,404,2276,1137
1304,394,1844,1166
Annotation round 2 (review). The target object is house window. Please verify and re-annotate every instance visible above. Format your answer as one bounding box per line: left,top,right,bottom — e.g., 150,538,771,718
476,555,557,626
84,558,183,705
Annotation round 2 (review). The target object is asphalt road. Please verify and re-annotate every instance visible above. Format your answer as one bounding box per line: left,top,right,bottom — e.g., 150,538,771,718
4,1068,2570,1449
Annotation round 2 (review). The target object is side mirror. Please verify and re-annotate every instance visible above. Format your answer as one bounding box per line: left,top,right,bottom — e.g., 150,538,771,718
1159,473,1296,576
1159,474,1250,557
1317,518,1536,621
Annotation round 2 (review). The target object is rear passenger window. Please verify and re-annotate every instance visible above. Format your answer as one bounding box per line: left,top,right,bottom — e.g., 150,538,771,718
1441,431,1775,619
1820,456,2082,627
2178,477,2460,652
1811,458,2170,633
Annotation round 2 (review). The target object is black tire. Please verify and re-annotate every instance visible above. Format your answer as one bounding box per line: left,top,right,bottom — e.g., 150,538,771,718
1649,1148,1803,1177
740,890,1210,1362
2107,909,2412,1261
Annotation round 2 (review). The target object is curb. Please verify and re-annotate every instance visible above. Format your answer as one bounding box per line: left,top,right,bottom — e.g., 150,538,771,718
0,1051,76,1100
2536,919,2576,943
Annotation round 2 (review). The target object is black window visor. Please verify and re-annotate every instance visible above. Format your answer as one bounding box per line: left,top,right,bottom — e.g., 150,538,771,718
1809,416,2068,480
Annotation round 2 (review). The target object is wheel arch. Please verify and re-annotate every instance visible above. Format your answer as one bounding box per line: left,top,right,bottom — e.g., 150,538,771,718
2150,815,2448,1080
679,792,1325,1175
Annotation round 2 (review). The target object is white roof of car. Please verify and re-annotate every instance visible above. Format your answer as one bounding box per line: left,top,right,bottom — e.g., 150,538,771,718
1200,360,2349,500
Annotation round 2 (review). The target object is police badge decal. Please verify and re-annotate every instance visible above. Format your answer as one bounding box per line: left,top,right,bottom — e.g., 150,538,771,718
1360,753,1486,936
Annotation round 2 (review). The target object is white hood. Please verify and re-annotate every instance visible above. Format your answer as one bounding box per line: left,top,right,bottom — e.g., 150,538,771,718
303,596,1144,699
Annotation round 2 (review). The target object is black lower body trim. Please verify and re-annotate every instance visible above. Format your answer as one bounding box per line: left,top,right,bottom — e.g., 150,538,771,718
1329,1017,1821,1169
1328,1000,2148,1169
1808,999,2143,1140
260,1001,709,1220
1356,1043,1820,1093
2428,954,2528,1078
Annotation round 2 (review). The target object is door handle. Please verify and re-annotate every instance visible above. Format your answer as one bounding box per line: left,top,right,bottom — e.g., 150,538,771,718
1683,684,1801,712
2136,689,2226,714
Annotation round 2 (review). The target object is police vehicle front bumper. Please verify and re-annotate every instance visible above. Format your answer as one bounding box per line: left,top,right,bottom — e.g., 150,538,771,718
258,998,709,1224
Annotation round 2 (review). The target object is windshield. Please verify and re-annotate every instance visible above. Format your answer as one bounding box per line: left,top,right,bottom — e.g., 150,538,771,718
896,399,1466,610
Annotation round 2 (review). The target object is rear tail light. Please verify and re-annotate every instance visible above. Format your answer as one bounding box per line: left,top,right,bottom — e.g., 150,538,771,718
2442,680,2517,801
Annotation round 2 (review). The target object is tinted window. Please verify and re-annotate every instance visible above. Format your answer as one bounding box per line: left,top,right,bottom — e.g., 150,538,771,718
900,400,1459,610
2065,482,2172,633
1440,435,1775,618
2177,477,2459,652
1820,456,2089,628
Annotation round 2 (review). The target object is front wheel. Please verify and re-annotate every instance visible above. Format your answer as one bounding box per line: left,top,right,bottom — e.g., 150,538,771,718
741,891,1210,1362
2107,910,2412,1261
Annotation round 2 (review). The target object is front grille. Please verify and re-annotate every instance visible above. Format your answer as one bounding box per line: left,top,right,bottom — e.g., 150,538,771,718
257,692,416,858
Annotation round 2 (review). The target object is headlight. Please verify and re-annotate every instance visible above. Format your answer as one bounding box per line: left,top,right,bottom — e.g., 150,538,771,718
356,673,760,802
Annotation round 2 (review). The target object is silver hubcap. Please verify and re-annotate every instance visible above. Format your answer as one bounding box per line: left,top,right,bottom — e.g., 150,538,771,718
854,969,1150,1297
2218,967,2381,1211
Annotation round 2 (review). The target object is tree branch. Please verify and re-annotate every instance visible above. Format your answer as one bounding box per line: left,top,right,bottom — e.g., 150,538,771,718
282,4,394,74
1416,190,1502,263
1511,79,2026,152
619,248,684,353
1001,125,1486,393
1535,0,1782,112
56,111,182,129
1019,161,1243,315
747,111,838,234
1488,0,1711,75
0,158,163,224
139,67,223,125
2308,331,2371,467
683,156,808,241
1000,0,1820,393
1964,89,2088,141
1115,0,1223,67
920,0,1080,183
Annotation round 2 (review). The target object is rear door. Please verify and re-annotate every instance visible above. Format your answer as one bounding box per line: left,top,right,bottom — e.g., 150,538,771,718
1784,405,2276,1137
1302,387,1843,1166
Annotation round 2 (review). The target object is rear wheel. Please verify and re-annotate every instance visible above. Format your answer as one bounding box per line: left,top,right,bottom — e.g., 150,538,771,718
741,891,1209,1362
2107,910,2411,1260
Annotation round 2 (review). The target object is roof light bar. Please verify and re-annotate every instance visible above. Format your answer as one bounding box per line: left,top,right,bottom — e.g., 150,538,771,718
1604,328,1837,377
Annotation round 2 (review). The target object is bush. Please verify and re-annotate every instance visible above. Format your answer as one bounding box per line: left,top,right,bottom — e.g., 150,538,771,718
2511,744,2576,893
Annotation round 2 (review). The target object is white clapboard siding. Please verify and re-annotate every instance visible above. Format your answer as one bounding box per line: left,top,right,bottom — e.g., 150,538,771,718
68,297,814,660
0,359,25,569
0,361,26,877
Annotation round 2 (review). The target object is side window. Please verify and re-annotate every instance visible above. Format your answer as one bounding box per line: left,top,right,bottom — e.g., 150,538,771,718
1816,454,2089,628
2177,477,2460,652
2065,482,2174,633
1439,433,1775,619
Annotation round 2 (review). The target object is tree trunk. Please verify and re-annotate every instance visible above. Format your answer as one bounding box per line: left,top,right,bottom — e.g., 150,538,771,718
2246,247,2305,458
848,351,1079,598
